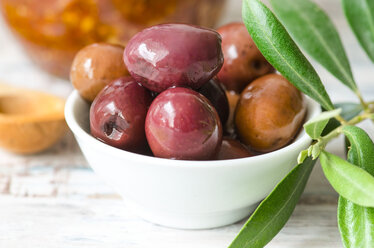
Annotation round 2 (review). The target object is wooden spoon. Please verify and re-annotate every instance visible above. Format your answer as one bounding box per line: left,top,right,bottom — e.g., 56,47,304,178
0,83,67,154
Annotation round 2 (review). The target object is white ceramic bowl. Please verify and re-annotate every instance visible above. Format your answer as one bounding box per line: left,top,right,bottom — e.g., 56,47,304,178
65,90,320,229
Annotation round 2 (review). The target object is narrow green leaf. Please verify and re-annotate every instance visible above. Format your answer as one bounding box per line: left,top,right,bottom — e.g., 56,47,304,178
304,108,342,139
242,0,334,110
229,157,316,248
270,0,357,91
343,126,374,175
342,0,374,63
322,103,363,136
336,103,365,121
338,126,374,248
320,151,374,207
344,136,351,156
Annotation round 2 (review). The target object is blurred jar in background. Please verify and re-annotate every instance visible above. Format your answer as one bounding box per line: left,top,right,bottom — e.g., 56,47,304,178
0,0,226,79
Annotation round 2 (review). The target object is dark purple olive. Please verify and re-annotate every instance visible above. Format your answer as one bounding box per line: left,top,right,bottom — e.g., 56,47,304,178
90,77,153,153
216,138,254,160
124,23,224,92
145,87,223,160
198,78,229,126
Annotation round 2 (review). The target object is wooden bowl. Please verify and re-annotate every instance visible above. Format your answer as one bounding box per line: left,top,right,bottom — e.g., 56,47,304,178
0,83,67,154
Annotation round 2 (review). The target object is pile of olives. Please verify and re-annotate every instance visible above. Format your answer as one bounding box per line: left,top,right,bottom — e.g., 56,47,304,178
70,23,307,160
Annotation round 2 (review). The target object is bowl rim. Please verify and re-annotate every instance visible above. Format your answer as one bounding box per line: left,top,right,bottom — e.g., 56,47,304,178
65,90,321,168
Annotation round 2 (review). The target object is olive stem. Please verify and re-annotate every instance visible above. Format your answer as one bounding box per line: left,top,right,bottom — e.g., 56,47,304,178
316,126,342,151
355,90,369,111
363,101,374,124
299,106,374,163
335,115,347,125
314,111,373,152
367,101,374,113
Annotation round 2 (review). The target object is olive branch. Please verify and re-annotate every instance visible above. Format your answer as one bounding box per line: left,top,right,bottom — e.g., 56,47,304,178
230,0,374,247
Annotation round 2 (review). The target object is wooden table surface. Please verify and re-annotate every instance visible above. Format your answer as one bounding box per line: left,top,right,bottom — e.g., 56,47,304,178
0,0,373,247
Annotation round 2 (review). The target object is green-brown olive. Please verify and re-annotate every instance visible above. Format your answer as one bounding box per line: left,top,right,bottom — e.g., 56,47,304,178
235,74,306,152
217,22,274,93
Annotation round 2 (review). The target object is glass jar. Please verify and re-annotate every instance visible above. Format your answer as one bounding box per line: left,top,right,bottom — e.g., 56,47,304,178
0,0,226,78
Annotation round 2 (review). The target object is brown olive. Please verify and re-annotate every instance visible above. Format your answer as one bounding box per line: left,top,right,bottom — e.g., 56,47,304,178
70,43,129,102
216,22,274,93
216,138,254,160
235,74,307,153
225,90,240,137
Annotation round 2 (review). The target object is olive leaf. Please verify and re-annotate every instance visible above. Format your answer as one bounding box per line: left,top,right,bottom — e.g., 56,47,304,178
229,157,316,248
342,126,374,176
270,0,357,92
320,151,374,207
304,108,342,139
335,103,365,121
338,126,374,248
322,103,363,136
242,0,334,111
342,0,374,63
300,103,364,164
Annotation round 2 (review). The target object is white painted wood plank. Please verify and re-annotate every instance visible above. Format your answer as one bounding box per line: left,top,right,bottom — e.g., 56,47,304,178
0,195,341,248
0,158,342,247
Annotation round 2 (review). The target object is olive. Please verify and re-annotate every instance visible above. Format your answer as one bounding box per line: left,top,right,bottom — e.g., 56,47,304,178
145,87,223,160
124,23,224,92
90,77,152,153
235,74,307,152
225,90,240,137
216,138,253,160
198,78,229,125
216,22,274,93
71,43,129,102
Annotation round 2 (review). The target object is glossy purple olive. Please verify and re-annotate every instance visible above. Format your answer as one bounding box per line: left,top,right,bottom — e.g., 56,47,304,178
198,78,229,126
124,23,224,92
90,77,153,153
145,87,223,160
